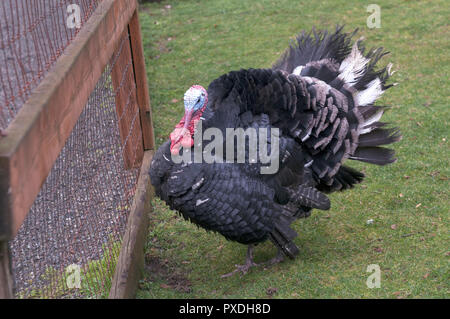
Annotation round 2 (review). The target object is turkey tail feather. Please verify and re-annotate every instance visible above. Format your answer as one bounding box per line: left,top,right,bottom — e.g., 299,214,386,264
273,25,356,73
350,146,397,165
269,212,300,259
358,128,402,147
273,25,400,190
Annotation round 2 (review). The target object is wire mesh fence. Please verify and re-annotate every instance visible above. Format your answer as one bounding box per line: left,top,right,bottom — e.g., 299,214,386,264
0,0,102,131
1,1,147,298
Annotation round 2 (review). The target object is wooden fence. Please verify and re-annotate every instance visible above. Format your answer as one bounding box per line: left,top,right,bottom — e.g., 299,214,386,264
0,0,155,298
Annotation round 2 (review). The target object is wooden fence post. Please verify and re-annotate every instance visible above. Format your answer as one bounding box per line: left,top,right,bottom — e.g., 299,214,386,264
109,150,153,298
109,5,155,298
0,241,14,298
110,28,145,169
128,10,155,151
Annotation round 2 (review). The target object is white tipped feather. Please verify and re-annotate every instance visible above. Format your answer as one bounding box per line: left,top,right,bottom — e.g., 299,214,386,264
359,109,384,134
192,177,205,190
301,126,313,142
292,65,304,76
196,198,210,206
355,78,384,106
386,63,395,76
304,160,314,168
338,40,369,85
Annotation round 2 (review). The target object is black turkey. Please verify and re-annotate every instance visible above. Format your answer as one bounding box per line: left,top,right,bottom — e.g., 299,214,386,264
149,26,401,277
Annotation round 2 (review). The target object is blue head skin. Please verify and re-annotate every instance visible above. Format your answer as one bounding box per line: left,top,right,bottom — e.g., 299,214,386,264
182,85,207,128
184,85,207,113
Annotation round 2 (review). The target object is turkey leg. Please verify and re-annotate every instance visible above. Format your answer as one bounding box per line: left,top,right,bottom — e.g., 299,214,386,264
221,245,258,278
221,245,286,278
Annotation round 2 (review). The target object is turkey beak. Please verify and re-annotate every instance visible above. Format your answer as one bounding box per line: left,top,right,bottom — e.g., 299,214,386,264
183,109,194,130
178,109,193,142
170,109,194,155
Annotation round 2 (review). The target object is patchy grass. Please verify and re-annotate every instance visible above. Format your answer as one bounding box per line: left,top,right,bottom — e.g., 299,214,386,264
137,0,449,298
17,239,121,299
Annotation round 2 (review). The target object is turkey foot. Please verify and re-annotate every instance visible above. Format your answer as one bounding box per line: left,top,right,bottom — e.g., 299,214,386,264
261,248,285,268
221,245,259,278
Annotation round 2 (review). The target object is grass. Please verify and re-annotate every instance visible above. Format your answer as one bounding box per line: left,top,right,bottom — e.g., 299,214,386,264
17,239,121,299
136,0,449,298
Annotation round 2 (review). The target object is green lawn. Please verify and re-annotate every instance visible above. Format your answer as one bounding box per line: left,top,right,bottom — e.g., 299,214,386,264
136,0,449,298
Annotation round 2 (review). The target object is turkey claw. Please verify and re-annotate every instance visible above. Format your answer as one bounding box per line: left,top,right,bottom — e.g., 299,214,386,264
221,261,258,278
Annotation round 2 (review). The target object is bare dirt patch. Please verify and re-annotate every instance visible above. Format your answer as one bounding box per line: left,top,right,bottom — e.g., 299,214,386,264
143,255,192,293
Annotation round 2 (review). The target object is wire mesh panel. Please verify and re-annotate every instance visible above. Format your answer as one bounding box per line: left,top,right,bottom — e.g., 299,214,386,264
8,29,143,298
0,0,102,131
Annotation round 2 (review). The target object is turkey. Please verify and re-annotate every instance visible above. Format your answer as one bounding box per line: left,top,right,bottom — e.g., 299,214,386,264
149,26,401,277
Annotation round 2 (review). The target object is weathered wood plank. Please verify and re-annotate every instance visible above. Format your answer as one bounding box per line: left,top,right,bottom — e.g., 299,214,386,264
0,158,10,241
109,150,153,299
111,29,144,169
0,0,138,239
128,10,155,151
0,241,14,298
